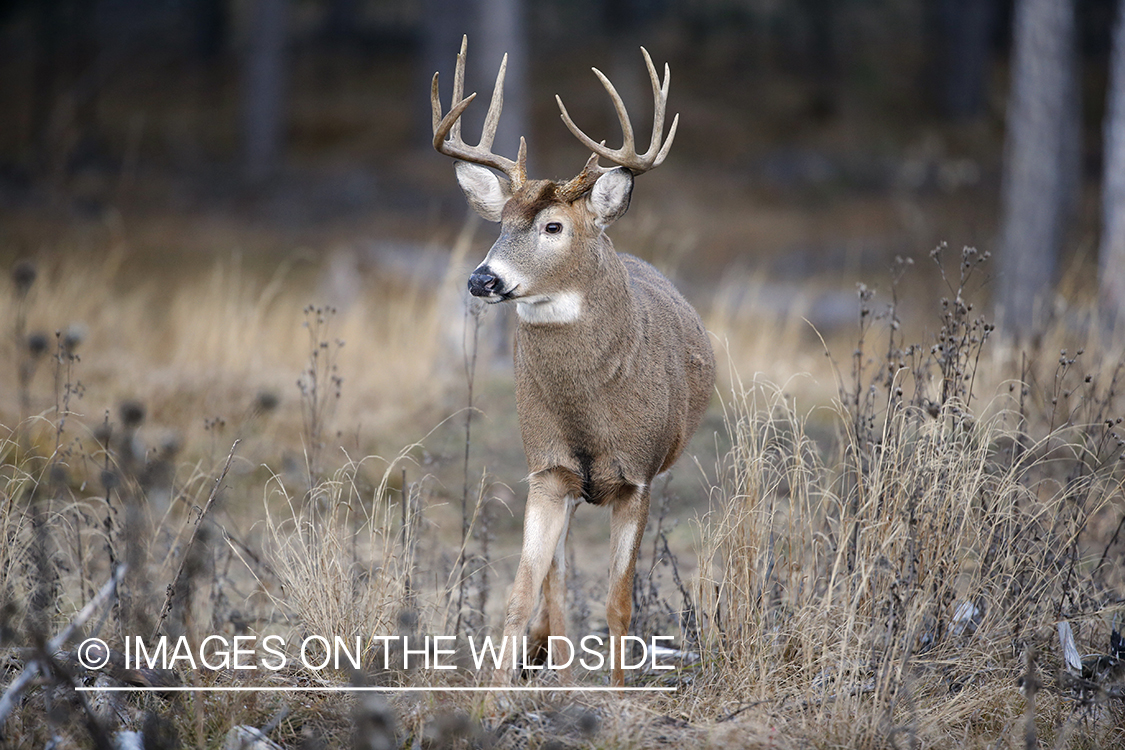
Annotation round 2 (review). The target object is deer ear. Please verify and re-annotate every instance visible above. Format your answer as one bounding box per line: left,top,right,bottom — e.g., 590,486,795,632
455,162,512,222
588,167,633,228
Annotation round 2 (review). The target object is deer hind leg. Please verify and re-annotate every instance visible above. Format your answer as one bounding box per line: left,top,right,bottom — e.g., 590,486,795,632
495,470,576,685
606,484,650,687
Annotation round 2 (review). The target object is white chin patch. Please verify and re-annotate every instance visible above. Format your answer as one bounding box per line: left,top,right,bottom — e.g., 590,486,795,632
479,257,525,299
516,291,584,325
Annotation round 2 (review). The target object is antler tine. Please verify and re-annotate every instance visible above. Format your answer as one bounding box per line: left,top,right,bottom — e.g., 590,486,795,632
653,112,679,168
592,66,636,157
556,47,678,179
516,136,527,178
555,95,598,155
431,35,526,189
640,47,667,161
430,72,443,135
431,91,477,151
451,35,468,142
645,52,679,170
479,53,507,149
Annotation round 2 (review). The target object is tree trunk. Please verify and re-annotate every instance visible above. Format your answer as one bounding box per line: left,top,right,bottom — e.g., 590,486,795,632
927,0,998,119
30,0,61,172
472,0,527,169
242,0,290,184
1101,0,1125,331
996,0,1076,338
195,0,228,61
418,0,475,149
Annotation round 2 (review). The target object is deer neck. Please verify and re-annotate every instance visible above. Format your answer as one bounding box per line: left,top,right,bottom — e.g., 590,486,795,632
515,291,586,325
514,239,639,373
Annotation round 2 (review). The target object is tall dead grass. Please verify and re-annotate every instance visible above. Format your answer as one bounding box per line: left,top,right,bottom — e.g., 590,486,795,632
0,244,456,455
261,451,419,674
2,241,1124,747
686,249,1125,747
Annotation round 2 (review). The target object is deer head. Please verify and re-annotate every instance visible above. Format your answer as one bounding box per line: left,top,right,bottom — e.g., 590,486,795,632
431,36,678,321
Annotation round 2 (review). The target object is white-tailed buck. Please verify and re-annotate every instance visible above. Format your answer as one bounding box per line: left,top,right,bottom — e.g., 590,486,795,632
432,37,715,687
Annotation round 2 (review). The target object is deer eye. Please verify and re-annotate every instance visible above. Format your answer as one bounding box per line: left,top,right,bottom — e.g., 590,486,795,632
544,222,563,235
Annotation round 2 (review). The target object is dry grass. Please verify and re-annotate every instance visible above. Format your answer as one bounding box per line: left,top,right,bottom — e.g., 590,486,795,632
261,451,419,665
1,237,460,457
1,238,1124,748
691,376,1123,747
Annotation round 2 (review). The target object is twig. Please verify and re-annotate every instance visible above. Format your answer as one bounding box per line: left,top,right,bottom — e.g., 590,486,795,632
454,303,482,635
716,700,769,722
220,524,280,583
151,439,240,640
0,564,127,728
1020,649,1040,750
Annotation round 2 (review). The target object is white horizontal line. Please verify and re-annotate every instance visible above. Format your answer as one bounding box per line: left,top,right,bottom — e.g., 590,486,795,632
75,685,676,693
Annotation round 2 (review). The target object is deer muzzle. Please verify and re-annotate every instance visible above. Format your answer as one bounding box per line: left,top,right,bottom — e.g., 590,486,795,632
468,266,506,300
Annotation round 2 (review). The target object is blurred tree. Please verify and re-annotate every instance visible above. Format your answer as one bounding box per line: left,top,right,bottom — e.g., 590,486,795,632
1100,0,1125,330
323,0,357,41
996,0,1077,337
604,0,672,143
193,0,227,61
472,0,527,166
926,0,999,119
29,0,63,168
418,0,527,170
242,0,290,183
418,0,475,150
26,0,105,176
801,0,837,122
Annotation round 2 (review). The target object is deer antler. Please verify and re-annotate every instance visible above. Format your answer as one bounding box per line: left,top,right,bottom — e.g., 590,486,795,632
556,47,679,201
431,35,528,191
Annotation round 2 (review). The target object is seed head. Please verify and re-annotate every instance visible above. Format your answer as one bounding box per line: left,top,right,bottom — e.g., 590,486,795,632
397,609,418,629
159,432,182,458
26,332,49,357
577,710,600,736
93,420,113,445
119,400,146,428
253,390,280,415
11,259,37,295
50,464,68,485
63,323,86,352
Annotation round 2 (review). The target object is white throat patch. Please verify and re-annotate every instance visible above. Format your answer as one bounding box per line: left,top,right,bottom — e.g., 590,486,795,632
516,291,584,325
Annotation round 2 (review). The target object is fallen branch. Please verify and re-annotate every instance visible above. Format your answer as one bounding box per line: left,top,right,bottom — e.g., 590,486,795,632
0,564,127,728
151,439,240,640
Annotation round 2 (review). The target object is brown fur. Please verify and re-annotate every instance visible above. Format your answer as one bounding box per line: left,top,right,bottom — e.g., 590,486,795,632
433,37,705,689
502,181,561,227
480,179,715,687
514,249,713,503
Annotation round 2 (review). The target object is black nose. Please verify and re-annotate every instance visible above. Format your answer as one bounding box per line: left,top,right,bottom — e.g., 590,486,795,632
468,268,500,297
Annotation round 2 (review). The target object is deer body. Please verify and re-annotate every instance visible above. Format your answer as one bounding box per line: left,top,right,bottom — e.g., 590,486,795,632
432,38,714,687
514,250,712,502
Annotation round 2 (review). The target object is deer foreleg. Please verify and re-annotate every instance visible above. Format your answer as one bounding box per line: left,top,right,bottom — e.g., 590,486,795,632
527,497,576,678
495,471,575,685
606,484,650,687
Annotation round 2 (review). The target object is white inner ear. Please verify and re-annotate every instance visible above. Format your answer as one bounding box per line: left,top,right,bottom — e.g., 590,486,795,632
455,162,511,222
588,168,633,228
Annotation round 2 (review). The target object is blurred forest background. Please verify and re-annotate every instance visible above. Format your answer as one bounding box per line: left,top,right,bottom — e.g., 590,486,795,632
2,0,1125,449
1,0,1122,328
